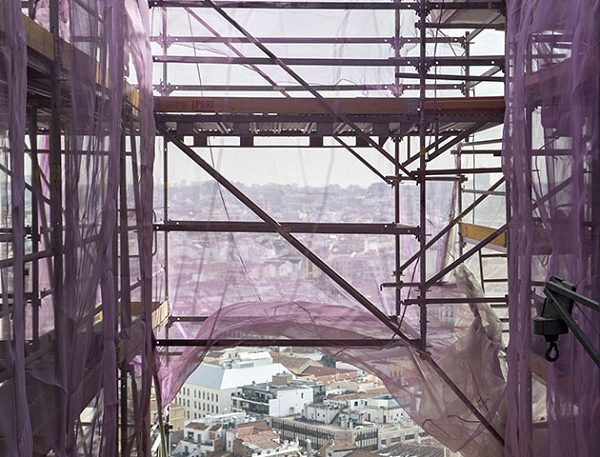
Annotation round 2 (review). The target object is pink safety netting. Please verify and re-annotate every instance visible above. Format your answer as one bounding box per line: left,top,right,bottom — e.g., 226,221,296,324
0,0,156,455
503,0,600,456
0,1,518,456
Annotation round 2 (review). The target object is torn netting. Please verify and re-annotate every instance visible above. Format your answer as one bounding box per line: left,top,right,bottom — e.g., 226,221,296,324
152,5,506,455
504,0,600,456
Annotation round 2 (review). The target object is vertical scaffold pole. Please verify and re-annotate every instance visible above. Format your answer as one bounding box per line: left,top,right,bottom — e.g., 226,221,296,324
418,0,428,350
393,0,402,317
49,0,65,448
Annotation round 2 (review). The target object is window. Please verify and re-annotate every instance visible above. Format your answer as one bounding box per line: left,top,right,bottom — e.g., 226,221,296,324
216,406,219,413
216,394,219,401
203,392,205,400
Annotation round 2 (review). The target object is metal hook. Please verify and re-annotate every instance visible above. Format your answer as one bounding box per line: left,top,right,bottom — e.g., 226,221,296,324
545,341,560,362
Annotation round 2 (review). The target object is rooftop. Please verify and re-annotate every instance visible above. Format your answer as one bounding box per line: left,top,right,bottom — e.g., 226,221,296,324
186,363,291,390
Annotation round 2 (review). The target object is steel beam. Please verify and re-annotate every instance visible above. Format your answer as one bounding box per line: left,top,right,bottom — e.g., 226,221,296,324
152,36,462,45
425,167,503,175
149,1,504,10
417,0,428,352
154,83,462,93
154,338,394,347
155,221,419,235
153,55,505,68
420,22,504,30
402,297,507,305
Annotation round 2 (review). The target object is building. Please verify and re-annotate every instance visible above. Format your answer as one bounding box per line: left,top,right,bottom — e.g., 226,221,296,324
174,422,224,457
271,416,378,451
299,366,359,386
174,358,291,421
362,395,410,425
324,389,388,411
271,352,323,375
232,374,325,418
226,420,301,457
303,404,340,425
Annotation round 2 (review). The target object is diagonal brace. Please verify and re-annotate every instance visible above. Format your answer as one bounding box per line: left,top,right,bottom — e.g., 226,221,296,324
184,7,390,184
163,130,505,446
398,177,505,274
162,130,411,342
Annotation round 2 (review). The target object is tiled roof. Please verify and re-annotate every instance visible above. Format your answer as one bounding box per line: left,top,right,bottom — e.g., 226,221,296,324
301,366,355,377
186,422,209,430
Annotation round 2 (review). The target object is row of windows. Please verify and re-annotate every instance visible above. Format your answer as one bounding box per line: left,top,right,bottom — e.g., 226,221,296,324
176,397,220,414
180,387,219,402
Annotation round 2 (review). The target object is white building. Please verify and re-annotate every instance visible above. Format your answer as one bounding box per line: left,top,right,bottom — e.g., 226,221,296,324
303,404,340,424
363,395,410,425
175,357,290,421
233,375,324,418
268,385,314,417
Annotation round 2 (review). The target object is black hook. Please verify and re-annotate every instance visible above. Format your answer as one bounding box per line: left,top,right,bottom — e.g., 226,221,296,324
545,341,560,362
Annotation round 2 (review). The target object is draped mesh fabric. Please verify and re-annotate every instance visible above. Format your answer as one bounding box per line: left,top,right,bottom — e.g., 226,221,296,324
3,1,598,456
0,0,155,454
504,0,600,456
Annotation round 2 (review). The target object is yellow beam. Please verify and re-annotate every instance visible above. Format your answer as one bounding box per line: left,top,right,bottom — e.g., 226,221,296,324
154,95,505,115
459,221,506,250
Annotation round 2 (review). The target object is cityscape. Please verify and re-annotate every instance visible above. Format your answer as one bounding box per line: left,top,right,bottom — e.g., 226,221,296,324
159,180,464,316
166,348,456,457
159,182,471,457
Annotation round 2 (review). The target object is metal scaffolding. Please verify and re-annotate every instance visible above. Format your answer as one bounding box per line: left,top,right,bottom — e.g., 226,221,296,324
151,0,508,450
0,0,510,455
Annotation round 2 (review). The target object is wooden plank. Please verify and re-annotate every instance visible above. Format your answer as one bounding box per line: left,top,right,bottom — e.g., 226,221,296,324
459,221,507,250
14,13,141,109
154,95,505,115
423,96,505,113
